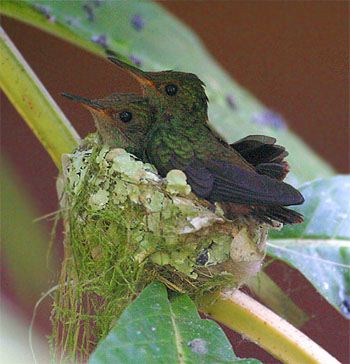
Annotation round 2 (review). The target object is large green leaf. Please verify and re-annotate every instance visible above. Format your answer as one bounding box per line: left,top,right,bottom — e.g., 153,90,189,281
1,0,333,183
268,176,350,318
89,282,261,364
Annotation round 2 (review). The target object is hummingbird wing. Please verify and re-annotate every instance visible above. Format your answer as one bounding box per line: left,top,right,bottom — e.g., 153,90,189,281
185,159,304,206
183,163,214,198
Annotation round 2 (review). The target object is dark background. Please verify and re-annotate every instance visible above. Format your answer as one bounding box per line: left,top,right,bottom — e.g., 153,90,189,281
1,1,349,363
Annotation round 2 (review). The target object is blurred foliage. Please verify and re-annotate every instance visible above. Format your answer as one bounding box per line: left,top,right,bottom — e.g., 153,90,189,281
0,299,50,363
269,176,350,317
0,157,58,307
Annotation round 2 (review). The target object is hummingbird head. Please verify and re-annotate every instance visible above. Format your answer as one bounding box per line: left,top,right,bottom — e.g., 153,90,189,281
108,56,208,119
62,92,153,157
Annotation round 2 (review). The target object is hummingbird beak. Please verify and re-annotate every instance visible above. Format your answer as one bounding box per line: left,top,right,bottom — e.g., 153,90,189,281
107,56,156,89
61,92,104,111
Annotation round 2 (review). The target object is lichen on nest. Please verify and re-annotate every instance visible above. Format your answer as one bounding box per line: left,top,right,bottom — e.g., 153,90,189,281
51,134,267,361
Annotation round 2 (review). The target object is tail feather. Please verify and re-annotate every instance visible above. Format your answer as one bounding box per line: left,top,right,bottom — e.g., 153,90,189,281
256,162,289,180
254,205,304,225
241,144,287,165
231,135,289,180
222,202,304,225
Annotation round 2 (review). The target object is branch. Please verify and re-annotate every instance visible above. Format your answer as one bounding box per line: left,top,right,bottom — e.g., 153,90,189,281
200,290,340,364
247,271,309,328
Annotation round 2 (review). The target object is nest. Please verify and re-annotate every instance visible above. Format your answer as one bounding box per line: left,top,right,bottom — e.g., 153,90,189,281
51,134,267,361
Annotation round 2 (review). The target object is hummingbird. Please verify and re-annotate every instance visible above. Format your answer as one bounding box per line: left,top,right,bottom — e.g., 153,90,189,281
106,56,304,225
62,92,153,159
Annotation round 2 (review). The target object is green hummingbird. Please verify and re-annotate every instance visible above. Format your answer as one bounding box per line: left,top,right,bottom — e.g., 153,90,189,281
62,92,153,159
107,57,304,225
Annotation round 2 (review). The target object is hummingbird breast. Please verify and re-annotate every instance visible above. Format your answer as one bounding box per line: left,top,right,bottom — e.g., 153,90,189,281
145,124,194,176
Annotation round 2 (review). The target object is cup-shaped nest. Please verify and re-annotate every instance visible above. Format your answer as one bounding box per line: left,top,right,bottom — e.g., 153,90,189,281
52,134,267,360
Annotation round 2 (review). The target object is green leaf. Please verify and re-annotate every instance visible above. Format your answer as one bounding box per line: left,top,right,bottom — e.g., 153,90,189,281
269,176,350,318
89,282,261,364
1,0,333,183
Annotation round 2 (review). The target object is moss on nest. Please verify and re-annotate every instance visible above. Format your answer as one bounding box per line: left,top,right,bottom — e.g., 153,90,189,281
51,134,267,361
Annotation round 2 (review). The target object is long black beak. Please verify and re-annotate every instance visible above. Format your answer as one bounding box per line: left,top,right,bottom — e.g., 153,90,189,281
107,56,155,88
61,92,104,110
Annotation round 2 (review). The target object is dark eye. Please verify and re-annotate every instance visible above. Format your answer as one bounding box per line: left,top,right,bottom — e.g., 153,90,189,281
165,84,178,96
119,111,133,123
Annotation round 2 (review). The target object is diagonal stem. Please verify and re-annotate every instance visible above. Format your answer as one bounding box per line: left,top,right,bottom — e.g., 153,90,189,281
247,271,309,328
200,290,340,364
0,26,80,168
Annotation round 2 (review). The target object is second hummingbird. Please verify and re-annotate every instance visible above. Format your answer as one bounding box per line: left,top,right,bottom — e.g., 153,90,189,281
62,92,153,159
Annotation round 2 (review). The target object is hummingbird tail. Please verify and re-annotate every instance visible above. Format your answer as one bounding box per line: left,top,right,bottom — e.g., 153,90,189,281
255,162,290,180
231,135,289,181
256,205,304,225
222,203,303,225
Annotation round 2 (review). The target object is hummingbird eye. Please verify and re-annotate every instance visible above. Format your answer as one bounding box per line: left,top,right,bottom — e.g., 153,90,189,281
165,84,178,96
119,111,133,123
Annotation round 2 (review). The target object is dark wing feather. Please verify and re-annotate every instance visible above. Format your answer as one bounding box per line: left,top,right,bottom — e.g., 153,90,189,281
256,162,289,180
262,206,304,224
184,163,214,198
231,135,276,153
184,159,304,206
242,145,288,165
231,135,288,165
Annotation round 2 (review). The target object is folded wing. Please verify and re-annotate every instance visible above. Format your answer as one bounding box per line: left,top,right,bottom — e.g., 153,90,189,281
185,159,304,206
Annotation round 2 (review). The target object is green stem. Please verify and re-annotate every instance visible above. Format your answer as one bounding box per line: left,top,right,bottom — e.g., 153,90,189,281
200,290,340,364
247,271,309,328
0,27,80,168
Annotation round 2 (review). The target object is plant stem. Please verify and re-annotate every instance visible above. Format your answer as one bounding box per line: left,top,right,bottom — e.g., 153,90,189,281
247,271,309,328
0,27,80,168
200,290,340,364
